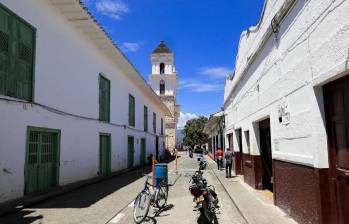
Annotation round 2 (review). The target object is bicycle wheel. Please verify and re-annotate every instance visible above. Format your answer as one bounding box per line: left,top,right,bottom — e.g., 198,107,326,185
133,189,151,223
161,182,168,200
155,184,167,208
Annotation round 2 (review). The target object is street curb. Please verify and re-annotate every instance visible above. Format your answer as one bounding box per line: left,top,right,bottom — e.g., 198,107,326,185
205,156,250,224
0,165,150,218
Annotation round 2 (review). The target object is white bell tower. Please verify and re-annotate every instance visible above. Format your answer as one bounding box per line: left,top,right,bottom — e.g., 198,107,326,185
149,41,180,151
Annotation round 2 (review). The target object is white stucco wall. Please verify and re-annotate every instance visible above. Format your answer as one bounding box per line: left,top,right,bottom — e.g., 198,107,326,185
224,0,349,169
0,0,166,203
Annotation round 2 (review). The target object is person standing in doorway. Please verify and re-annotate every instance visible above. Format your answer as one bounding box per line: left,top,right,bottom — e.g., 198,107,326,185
225,148,233,178
215,148,223,170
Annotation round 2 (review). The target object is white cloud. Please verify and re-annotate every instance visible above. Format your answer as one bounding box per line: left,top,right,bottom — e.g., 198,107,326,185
178,112,198,129
199,66,232,79
95,0,129,20
121,42,141,52
179,79,223,93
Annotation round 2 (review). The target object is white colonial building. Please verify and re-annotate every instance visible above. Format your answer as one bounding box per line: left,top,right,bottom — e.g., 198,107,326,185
0,0,171,204
224,0,349,223
149,41,180,151
203,111,225,158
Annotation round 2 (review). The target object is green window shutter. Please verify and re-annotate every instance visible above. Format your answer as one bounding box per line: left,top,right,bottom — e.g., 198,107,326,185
129,94,135,127
15,20,34,101
153,112,156,133
0,4,35,101
99,75,110,122
0,6,9,96
161,118,164,135
144,106,148,131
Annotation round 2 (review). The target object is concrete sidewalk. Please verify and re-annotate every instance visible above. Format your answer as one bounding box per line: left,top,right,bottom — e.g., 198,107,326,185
205,155,297,224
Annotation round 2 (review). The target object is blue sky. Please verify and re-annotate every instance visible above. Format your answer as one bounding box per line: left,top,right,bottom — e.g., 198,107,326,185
82,0,264,128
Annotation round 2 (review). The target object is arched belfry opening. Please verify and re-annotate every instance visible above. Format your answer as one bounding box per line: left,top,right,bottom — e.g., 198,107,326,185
149,40,179,152
160,80,165,94
160,63,165,74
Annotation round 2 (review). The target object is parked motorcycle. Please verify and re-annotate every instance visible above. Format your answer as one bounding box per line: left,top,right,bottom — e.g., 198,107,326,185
189,163,218,223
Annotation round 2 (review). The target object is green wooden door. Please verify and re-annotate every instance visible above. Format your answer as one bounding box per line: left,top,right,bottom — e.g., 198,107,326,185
99,134,111,175
155,136,159,160
26,128,59,194
140,138,146,166
127,136,134,168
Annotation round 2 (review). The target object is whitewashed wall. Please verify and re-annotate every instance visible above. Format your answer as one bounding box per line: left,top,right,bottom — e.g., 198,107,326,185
0,0,166,203
224,0,349,169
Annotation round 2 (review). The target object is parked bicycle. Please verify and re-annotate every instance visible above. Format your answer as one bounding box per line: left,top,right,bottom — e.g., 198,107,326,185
133,176,168,223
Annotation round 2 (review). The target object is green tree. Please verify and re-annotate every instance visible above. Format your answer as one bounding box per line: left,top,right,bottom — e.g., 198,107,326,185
183,116,208,148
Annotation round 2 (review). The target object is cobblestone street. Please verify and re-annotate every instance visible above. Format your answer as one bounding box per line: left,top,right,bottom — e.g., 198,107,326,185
105,153,247,224
0,153,245,224
0,152,297,224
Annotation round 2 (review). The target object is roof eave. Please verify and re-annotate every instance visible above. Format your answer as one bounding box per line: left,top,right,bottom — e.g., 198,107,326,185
50,0,171,116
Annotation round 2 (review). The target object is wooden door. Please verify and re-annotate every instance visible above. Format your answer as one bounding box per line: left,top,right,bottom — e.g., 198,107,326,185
324,75,349,224
237,129,244,174
259,119,273,192
26,128,59,194
128,136,134,168
155,136,159,160
99,134,111,175
140,138,146,166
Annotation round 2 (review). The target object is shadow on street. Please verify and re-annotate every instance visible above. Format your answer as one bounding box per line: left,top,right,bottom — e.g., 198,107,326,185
31,166,153,209
0,165,155,223
2,210,43,224
143,204,175,224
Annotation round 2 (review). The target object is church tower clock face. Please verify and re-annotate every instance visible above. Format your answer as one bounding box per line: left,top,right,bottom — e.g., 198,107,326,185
149,41,180,151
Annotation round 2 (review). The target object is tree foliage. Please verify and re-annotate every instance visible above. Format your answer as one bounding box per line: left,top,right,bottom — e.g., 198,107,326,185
183,116,208,148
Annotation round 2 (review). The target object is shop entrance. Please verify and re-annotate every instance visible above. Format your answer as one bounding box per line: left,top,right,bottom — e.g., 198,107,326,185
324,75,349,224
235,129,244,175
259,118,273,192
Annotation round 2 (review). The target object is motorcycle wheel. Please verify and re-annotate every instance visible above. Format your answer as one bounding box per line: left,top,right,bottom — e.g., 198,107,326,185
210,192,219,207
199,200,213,223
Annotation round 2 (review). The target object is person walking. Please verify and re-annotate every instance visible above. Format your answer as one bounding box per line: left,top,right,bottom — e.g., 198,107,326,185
225,148,233,178
215,148,223,170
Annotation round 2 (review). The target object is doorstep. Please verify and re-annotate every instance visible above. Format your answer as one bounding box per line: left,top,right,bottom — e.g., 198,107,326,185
0,165,150,217
205,155,297,224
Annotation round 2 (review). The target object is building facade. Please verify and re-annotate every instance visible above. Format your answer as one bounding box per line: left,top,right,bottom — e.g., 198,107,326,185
203,111,225,159
224,0,349,223
0,0,171,204
149,42,180,151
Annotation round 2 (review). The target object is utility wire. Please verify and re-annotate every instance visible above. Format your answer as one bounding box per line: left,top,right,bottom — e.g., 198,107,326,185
0,97,165,137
